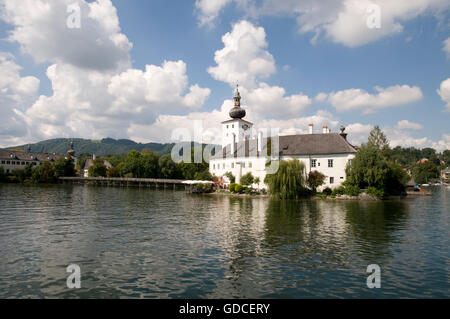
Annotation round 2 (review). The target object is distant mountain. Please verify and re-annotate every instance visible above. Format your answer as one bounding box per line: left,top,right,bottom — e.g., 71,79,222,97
5,138,199,157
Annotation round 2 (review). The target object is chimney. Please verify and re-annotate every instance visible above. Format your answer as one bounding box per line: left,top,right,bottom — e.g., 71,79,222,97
231,133,236,157
257,131,263,153
323,125,328,134
340,125,348,140
308,124,313,134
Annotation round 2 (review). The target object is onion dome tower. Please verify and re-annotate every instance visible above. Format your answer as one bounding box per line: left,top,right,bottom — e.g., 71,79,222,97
229,85,246,119
221,85,253,147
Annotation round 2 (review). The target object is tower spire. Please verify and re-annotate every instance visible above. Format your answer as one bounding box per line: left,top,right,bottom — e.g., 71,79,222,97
234,84,241,107
230,85,246,119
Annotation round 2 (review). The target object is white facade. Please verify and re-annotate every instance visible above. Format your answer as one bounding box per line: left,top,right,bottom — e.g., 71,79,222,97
210,152,355,190
222,119,253,147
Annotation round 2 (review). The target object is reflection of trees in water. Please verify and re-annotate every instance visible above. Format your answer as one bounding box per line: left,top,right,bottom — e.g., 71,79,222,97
263,199,410,264
342,200,409,260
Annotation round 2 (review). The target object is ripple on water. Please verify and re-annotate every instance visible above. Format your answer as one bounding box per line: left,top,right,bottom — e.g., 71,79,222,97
0,184,449,298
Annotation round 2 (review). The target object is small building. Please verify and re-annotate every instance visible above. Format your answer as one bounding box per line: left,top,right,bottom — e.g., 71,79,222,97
83,155,112,177
0,147,63,174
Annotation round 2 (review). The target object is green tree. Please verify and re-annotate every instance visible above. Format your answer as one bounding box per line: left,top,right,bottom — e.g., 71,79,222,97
122,150,144,177
412,161,439,184
307,170,326,193
346,143,388,189
158,154,177,179
106,166,120,178
194,170,213,181
240,172,254,186
264,159,308,199
141,151,160,178
54,158,76,178
368,125,390,156
31,162,56,183
346,140,407,195
88,159,107,177
443,150,450,166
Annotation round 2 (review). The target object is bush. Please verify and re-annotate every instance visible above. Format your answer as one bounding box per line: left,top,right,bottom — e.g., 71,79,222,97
332,186,345,196
344,185,360,196
193,183,213,193
229,183,237,192
366,187,385,198
234,184,244,194
322,187,332,196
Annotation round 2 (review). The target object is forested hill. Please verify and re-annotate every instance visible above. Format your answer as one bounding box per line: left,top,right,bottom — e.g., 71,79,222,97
7,138,182,156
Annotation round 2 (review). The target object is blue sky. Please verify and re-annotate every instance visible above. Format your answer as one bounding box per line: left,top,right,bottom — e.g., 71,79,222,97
0,0,449,150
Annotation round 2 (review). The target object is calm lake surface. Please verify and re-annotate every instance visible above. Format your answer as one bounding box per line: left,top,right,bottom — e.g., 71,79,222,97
0,184,449,298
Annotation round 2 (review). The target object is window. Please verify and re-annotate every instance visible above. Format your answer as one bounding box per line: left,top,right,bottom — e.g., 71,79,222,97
1,160,4,164
340,177,344,180
330,177,334,184
311,159,317,168
242,162,246,168
328,159,334,168
223,163,225,169
227,125,229,128
232,125,234,128
213,164,215,170
21,162,25,165
232,163,234,169
249,162,252,168
348,159,352,166
6,161,10,164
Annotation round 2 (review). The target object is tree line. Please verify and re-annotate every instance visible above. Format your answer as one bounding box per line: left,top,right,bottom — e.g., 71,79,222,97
80,148,212,181
0,147,212,184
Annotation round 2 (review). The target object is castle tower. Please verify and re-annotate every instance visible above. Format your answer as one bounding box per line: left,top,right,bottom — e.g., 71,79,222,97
221,85,253,147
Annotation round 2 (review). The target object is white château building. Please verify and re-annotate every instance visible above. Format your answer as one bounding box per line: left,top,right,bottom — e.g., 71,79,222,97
209,87,357,190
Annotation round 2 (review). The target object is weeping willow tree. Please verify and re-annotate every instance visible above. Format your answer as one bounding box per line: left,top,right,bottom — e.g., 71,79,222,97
264,159,308,199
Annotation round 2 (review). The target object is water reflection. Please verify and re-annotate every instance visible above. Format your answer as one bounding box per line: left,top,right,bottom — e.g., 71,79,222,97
0,184,448,298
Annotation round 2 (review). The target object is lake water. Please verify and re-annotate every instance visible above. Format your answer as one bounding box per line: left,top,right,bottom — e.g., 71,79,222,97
0,184,449,298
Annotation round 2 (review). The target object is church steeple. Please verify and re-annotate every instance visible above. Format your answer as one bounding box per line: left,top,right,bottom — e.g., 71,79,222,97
229,85,246,119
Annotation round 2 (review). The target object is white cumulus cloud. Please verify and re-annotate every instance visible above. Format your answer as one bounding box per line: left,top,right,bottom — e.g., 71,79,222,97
195,0,232,27
437,78,450,111
0,0,132,71
196,0,450,47
319,85,423,113
207,20,276,89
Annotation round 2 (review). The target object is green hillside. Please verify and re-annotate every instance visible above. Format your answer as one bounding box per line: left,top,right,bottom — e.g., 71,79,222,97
6,138,193,157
